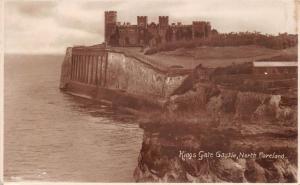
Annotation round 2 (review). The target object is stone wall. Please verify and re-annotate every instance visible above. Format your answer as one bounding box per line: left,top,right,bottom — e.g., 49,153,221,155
164,75,188,97
60,47,189,107
106,52,165,98
105,52,188,100
59,47,72,89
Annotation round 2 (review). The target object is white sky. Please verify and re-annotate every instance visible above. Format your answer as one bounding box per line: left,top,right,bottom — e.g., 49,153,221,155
4,0,298,54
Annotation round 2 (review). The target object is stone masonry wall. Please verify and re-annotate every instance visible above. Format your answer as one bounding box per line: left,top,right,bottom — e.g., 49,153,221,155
60,47,189,108
106,52,187,99
59,47,72,89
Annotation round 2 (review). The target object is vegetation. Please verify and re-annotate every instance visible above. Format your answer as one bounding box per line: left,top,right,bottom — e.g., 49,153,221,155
144,32,298,55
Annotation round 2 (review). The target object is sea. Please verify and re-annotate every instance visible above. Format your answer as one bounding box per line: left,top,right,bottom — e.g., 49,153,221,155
4,54,144,182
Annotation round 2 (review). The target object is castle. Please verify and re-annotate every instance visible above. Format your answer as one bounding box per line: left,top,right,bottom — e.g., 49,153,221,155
104,11,215,47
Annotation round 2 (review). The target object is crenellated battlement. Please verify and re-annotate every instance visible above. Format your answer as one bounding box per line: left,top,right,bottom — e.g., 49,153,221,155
104,10,117,44
137,16,148,27
192,21,209,25
158,16,169,27
104,11,117,22
105,10,117,13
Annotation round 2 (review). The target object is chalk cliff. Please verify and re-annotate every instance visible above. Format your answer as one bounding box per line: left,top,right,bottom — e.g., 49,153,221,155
134,65,297,183
134,120,297,182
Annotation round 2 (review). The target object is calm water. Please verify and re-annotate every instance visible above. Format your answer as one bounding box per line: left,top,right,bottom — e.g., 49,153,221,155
4,55,143,182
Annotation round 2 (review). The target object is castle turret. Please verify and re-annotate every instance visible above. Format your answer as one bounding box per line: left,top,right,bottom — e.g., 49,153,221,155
205,22,212,37
159,16,169,29
137,16,148,28
192,21,211,39
104,11,117,44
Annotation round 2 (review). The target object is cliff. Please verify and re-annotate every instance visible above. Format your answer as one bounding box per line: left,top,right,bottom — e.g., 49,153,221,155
134,119,297,182
134,64,297,183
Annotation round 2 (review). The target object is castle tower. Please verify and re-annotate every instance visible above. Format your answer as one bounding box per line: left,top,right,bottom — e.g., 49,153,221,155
137,16,148,28
205,22,212,37
159,16,169,29
192,21,205,39
104,11,117,44
192,21,212,39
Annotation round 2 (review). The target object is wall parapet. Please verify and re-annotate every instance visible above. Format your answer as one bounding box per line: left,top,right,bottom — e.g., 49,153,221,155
60,45,190,109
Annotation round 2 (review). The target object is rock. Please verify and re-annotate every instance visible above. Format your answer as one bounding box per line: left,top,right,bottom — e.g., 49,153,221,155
219,89,238,113
134,128,297,183
167,82,220,111
276,106,296,123
245,159,267,182
251,94,297,125
213,159,247,182
235,91,268,120
273,159,297,182
206,95,223,115
135,64,297,182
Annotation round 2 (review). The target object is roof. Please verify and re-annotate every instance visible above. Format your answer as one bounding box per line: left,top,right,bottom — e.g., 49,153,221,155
253,61,298,67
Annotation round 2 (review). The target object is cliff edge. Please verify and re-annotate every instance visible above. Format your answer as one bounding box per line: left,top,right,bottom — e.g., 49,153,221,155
134,63,297,183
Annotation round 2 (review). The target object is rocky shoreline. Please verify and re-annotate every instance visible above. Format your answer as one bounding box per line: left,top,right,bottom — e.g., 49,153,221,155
134,124,296,182
134,109,297,182
133,64,297,183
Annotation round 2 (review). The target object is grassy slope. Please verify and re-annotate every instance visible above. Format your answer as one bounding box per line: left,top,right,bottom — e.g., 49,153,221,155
145,45,297,69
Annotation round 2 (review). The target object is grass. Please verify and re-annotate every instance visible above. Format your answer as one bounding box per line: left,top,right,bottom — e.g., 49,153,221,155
142,45,295,69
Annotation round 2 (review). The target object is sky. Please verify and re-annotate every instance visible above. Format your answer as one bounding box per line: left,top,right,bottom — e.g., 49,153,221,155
4,0,298,54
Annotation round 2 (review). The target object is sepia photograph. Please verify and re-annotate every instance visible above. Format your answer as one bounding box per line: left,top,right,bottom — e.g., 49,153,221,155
2,0,298,183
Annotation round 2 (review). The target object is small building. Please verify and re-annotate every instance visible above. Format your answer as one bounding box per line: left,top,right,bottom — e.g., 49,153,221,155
252,61,297,75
